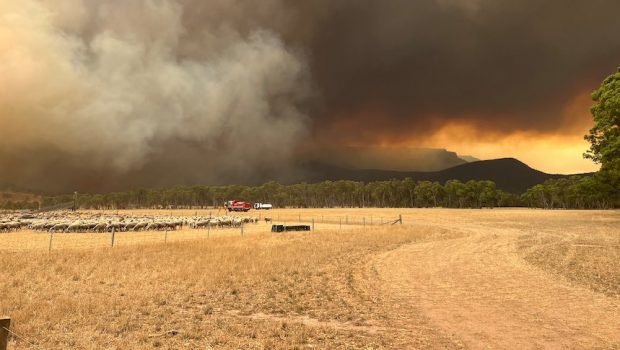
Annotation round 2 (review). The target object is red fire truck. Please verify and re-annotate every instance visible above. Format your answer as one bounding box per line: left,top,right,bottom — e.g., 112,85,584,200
225,200,252,212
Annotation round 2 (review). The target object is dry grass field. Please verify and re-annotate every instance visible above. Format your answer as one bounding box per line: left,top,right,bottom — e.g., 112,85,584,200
1,208,619,349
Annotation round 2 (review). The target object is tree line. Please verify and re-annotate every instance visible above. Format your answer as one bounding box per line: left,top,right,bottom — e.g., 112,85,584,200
33,175,615,211
0,200,40,211
41,179,514,210
522,174,618,209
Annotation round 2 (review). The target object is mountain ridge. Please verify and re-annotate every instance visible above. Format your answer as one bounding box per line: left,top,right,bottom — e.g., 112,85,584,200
301,158,593,193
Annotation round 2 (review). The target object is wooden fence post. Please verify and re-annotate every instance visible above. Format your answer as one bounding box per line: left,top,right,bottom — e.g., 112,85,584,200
207,223,210,238
164,228,168,243
312,218,315,231
240,223,244,237
339,217,342,230
110,227,116,248
0,317,10,350
399,214,403,225
48,232,54,253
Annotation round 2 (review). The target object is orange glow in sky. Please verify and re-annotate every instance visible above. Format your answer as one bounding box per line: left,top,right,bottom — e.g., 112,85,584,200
400,90,601,174
421,129,598,174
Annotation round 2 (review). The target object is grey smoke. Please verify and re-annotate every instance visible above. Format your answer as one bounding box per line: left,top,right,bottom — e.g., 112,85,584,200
0,0,310,192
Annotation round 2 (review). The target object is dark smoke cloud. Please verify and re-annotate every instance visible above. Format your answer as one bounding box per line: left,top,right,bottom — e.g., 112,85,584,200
1,0,619,193
0,0,311,193
301,0,620,142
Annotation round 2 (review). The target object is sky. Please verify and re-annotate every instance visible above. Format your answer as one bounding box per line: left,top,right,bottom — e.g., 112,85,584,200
1,0,619,192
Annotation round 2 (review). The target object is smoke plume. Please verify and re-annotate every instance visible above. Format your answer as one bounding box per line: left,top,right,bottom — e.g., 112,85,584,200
0,0,310,192
1,0,619,192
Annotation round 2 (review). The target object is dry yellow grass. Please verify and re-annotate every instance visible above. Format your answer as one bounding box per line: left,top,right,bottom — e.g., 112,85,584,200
1,208,618,349
0,222,350,252
0,222,448,349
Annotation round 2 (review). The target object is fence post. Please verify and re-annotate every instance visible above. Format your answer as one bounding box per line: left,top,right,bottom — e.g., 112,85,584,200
110,227,116,248
399,214,403,225
339,217,342,230
312,218,315,231
240,223,244,237
1,317,10,350
298,214,301,223
207,223,210,238
346,216,348,225
164,228,168,243
48,232,54,253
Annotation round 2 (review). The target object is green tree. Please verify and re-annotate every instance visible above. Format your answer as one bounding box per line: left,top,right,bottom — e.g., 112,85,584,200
585,67,620,170
478,180,498,208
444,180,463,208
584,67,620,206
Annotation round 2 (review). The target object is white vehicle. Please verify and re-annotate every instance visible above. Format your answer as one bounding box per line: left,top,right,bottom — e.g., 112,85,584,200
253,203,273,210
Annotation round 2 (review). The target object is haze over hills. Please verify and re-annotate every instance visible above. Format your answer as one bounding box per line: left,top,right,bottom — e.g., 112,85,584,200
306,147,478,172
458,155,480,163
0,156,590,195
301,158,591,194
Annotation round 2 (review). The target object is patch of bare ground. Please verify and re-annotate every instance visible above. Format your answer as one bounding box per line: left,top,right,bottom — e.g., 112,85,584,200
223,310,389,334
517,224,620,297
371,211,620,349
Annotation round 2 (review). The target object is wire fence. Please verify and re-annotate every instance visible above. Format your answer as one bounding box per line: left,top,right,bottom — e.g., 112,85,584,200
0,214,401,252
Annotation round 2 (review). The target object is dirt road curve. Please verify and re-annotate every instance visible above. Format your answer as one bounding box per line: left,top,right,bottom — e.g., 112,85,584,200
373,224,620,349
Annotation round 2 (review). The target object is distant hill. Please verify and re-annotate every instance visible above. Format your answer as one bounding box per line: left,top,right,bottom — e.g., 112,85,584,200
301,158,591,193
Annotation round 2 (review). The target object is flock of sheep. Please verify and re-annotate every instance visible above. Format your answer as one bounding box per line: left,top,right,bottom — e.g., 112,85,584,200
0,212,261,233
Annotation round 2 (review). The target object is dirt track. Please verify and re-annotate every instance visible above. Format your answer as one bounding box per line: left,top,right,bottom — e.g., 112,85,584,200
373,220,620,349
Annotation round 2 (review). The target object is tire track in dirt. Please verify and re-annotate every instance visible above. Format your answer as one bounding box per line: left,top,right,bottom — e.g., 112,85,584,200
373,224,620,349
